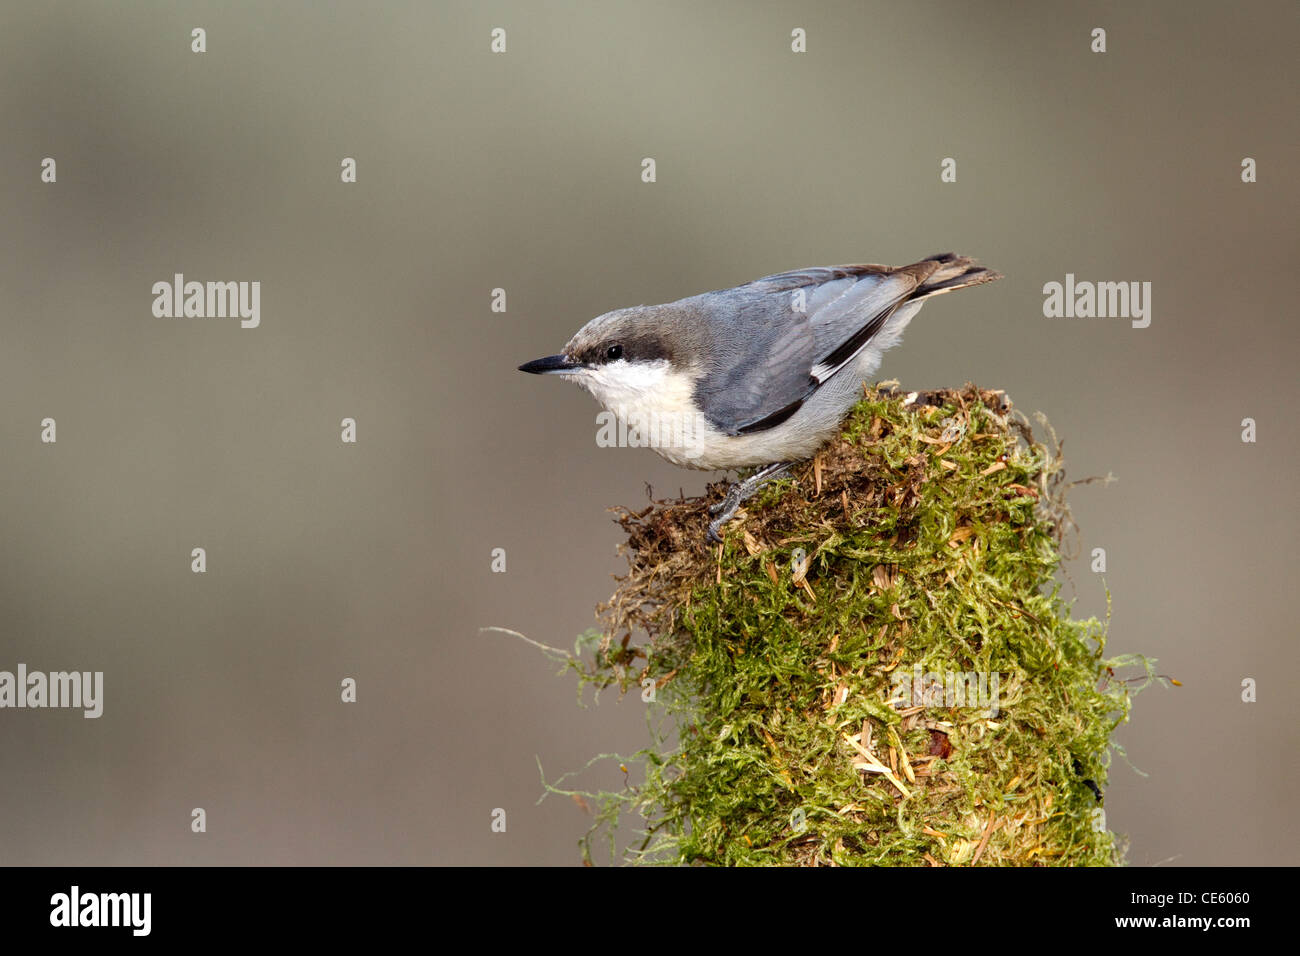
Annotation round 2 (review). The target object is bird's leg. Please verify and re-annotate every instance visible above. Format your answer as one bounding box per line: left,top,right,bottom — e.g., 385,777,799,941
707,462,794,542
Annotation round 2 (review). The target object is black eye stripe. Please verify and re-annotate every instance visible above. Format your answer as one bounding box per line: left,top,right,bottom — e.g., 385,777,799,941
586,334,672,366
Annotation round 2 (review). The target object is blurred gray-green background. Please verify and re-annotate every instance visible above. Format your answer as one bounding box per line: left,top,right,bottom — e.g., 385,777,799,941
1,1,1295,865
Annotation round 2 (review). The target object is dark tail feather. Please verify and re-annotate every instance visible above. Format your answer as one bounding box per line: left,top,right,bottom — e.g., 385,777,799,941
913,252,1003,298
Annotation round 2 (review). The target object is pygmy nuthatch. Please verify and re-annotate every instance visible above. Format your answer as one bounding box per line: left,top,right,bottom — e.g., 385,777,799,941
520,252,1002,541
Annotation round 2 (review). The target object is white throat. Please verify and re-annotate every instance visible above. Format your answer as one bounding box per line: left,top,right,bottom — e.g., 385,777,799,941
572,358,685,416
566,358,723,468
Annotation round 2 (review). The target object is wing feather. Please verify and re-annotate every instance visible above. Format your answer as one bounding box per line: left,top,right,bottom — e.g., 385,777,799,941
692,256,994,436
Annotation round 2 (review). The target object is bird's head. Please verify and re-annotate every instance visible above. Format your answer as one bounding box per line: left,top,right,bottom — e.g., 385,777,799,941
519,308,695,412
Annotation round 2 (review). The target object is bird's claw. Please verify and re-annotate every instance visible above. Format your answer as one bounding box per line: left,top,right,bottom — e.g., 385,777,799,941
707,504,740,543
703,462,794,544
706,488,747,540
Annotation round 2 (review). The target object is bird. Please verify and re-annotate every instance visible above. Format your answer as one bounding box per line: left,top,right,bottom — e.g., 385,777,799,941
519,252,1001,541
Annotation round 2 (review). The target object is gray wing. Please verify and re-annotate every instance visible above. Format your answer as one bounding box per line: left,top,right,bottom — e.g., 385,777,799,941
692,263,933,435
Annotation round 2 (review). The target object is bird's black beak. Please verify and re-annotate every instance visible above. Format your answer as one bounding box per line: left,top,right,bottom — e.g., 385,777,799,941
518,354,583,375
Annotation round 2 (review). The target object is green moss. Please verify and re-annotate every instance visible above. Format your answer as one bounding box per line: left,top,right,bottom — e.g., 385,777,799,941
541,385,1157,866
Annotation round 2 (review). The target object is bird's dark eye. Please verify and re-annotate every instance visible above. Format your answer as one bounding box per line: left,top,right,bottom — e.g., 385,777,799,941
605,344,623,361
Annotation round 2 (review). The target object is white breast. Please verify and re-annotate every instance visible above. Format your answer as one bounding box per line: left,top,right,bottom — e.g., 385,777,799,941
575,359,721,468
574,348,885,471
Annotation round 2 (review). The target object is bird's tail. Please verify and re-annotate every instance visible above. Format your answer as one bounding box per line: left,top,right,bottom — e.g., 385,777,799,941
911,252,1003,298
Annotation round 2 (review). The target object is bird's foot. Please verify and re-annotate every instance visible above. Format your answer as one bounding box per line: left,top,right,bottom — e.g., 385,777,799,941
707,497,743,542
706,462,793,543
707,491,737,516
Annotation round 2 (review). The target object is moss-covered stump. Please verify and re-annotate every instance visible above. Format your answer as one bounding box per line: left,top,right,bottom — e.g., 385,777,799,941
561,384,1147,866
